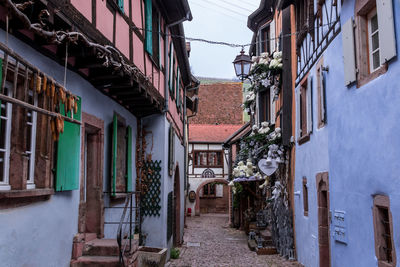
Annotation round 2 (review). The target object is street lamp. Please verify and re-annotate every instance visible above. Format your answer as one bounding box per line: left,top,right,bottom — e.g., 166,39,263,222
233,48,252,82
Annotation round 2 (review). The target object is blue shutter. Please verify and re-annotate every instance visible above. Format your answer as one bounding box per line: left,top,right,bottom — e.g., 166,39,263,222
145,0,153,55
55,97,81,191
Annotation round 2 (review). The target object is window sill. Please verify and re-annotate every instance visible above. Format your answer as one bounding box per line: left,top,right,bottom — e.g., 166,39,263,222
357,63,388,88
0,188,54,199
298,134,310,145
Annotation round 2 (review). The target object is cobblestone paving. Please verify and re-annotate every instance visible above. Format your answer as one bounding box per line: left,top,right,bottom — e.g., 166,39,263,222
168,213,303,267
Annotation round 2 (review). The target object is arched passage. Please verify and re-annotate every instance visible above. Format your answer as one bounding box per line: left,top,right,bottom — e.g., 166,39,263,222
195,178,229,216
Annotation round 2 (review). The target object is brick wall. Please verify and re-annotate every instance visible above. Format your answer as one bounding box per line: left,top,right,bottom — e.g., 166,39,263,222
190,83,243,125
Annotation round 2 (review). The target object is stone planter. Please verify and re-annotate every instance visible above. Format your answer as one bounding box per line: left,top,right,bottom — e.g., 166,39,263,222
137,246,167,267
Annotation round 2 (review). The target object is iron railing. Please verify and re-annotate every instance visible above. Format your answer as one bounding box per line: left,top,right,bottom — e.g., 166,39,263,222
104,191,141,267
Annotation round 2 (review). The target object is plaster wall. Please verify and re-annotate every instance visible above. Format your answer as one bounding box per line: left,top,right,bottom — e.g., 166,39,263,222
294,58,330,267
140,116,185,254
326,1,400,266
0,29,138,266
295,1,400,266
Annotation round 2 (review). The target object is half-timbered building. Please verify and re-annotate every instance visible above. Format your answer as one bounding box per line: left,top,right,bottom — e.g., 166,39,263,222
0,0,198,265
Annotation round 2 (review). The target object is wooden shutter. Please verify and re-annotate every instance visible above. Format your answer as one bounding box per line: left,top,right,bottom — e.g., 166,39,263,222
118,0,124,12
111,114,117,196
171,58,176,99
342,18,356,86
158,15,162,67
145,0,152,55
169,42,174,93
168,125,174,176
176,69,180,111
296,88,301,139
377,0,397,64
270,86,276,124
126,126,132,192
270,20,276,53
55,97,81,191
320,70,326,124
307,76,313,134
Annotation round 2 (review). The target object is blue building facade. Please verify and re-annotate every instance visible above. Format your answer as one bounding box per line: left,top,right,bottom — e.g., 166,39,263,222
0,0,197,266
293,0,400,266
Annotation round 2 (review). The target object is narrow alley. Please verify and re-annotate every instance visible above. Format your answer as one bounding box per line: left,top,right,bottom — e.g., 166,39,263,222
169,214,303,267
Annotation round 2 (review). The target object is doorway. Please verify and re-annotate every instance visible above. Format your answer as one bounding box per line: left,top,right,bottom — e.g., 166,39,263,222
316,172,330,267
78,113,104,237
173,166,181,246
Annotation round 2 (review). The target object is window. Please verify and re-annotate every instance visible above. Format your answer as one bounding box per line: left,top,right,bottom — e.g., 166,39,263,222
151,7,160,64
25,84,38,189
194,151,223,167
176,68,180,112
168,124,175,176
303,177,308,216
343,0,397,87
367,9,379,73
110,113,133,195
316,59,326,128
296,75,312,144
259,25,270,55
0,84,12,190
203,184,215,197
373,195,396,267
259,87,275,125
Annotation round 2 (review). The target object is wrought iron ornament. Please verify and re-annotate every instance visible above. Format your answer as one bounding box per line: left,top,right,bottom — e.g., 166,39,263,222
141,160,162,216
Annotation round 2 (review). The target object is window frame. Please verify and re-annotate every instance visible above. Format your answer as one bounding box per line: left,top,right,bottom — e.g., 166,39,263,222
25,89,38,189
316,58,326,128
367,8,380,73
372,195,397,267
193,150,223,168
302,177,308,216
202,183,216,198
0,82,13,190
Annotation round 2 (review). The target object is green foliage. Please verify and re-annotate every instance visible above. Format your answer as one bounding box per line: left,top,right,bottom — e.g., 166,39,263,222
233,183,243,208
170,248,180,259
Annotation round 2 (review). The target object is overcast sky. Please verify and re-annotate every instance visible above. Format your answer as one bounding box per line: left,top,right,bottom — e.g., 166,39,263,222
183,0,258,80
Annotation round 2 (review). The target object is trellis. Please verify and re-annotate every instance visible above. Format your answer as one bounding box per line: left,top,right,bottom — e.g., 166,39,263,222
141,160,162,217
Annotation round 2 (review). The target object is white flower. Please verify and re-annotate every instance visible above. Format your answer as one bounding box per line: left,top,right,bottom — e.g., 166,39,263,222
228,181,234,187
273,51,282,59
260,52,269,58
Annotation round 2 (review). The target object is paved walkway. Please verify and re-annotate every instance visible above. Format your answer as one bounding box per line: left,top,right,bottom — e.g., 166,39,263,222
168,213,303,267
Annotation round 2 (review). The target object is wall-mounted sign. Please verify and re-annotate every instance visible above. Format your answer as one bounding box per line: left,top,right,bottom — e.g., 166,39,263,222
188,191,196,202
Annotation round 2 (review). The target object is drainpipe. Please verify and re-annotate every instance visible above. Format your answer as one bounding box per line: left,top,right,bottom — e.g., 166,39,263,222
163,12,192,113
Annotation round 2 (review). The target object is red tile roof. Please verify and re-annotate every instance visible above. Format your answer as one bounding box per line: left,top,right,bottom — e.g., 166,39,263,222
189,124,244,143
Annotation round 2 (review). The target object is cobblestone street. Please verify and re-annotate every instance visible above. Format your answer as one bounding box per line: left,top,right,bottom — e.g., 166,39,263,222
168,214,303,267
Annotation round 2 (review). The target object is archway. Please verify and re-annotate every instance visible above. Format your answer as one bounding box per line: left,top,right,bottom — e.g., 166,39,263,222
195,178,229,215
173,165,181,246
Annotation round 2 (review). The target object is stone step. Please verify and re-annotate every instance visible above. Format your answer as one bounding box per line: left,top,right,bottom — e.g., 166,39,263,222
83,239,119,256
70,255,120,267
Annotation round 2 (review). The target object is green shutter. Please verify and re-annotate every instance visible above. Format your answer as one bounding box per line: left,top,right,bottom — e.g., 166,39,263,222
176,69,180,111
118,0,124,12
55,97,81,191
158,15,162,67
171,59,175,99
111,114,117,196
126,126,132,192
145,0,153,55
168,42,174,93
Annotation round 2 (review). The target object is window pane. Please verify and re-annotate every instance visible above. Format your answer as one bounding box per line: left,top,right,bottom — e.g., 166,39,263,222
210,184,215,195
0,118,6,149
372,32,379,51
200,152,207,166
373,51,380,70
371,14,378,33
208,152,216,166
203,185,208,195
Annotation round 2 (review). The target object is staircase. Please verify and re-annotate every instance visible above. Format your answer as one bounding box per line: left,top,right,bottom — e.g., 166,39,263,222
70,235,120,267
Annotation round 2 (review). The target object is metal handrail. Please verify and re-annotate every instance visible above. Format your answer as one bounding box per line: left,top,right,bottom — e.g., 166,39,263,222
116,193,133,267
